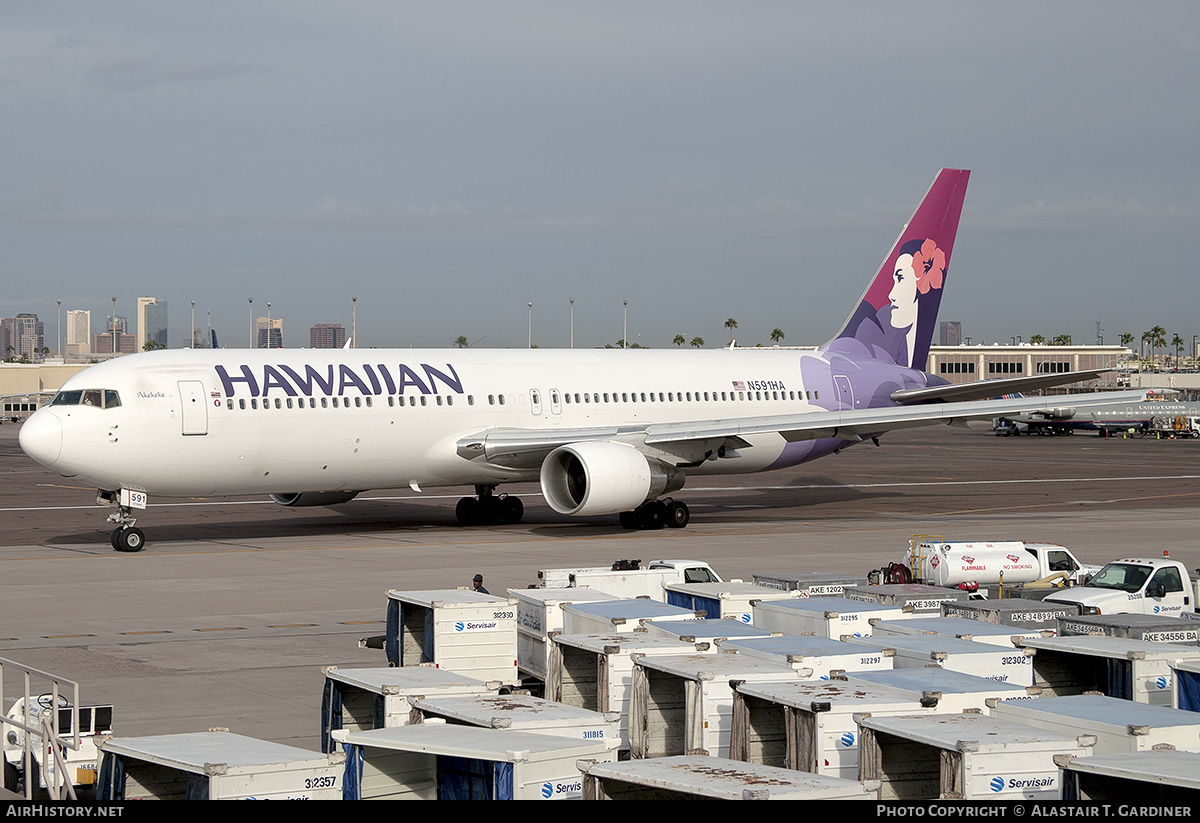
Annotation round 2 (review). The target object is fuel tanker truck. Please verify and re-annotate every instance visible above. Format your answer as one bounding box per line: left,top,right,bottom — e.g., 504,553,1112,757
872,538,1101,596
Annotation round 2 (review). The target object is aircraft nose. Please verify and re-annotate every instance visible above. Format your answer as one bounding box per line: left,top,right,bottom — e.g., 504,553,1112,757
19,410,63,467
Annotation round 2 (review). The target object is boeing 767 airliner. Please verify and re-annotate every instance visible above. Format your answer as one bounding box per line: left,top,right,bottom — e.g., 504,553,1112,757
19,169,1147,550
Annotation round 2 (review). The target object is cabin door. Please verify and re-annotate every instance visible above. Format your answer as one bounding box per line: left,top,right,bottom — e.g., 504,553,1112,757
178,380,208,436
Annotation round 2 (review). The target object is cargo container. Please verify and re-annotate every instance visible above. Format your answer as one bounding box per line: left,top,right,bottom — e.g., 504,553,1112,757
992,694,1200,754
407,693,620,750
338,723,614,800
547,632,708,752
642,618,774,644
319,666,498,753
1057,750,1200,802
846,668,1041,714
750,571,862,596
628,652,805,760
718,635,895,679
848,634,1034,686
753,596,911,639
384,589,518,684
843,583,971,613
578,754,880,800
857,711,1094,800
96,731,344,800
1056,613,1200,643
729,678,937,779
871,615,1049,648
941,597,1078,631
664,581,801,623
561,599,698,635
1017,635,1200,705
507,587,616,681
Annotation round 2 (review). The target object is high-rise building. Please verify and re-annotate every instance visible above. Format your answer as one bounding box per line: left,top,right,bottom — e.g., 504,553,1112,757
257,317,283,348
137,297,168,350
66,310,91,356
310,323,347,349
939,321,962,346
92,331,137,354
2,314,44,360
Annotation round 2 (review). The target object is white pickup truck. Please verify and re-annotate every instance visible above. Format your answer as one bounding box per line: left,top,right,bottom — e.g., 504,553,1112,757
1042,556,1200,616
535,558,724,601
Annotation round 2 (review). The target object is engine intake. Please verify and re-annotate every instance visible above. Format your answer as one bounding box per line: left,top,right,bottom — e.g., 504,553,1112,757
540,441,684,516
269,491,361,507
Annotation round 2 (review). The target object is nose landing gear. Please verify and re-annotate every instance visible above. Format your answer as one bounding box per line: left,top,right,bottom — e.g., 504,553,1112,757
98,489,147,552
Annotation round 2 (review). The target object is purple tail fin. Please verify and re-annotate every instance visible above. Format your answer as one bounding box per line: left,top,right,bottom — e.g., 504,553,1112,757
827,168,970,370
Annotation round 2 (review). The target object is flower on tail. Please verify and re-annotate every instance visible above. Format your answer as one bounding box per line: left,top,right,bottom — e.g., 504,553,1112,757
913,239,945,294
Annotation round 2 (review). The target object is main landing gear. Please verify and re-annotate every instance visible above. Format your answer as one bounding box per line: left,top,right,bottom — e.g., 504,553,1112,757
619,498,689,530
456,485,524,527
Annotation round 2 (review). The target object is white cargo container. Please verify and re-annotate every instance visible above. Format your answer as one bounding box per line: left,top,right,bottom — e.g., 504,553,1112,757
750,571,862,596
1056,750,1200,801
1056,613,1200,643
384,589,518,685
547,632,708,752
718,636,895,679
407,693,620,750
578,754,880,800
561,599,698,635
507,587,616,681
664,582,802,624
319,666,499,753
629,652,805,759
992,694,1200,754
871,615,1050,648
338,723,614,800
729,678,937,779
857,712,1095,800
941,597,1078,631
1171,659,1200,711
849,635,1034,686
843,583,971,613
96,731,344,800
846,668,1041,714
642,618,775,644
753,596,911,639
1018,635,1200,705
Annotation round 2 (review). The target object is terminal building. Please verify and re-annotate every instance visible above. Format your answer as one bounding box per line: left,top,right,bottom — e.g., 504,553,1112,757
926,344,1130,390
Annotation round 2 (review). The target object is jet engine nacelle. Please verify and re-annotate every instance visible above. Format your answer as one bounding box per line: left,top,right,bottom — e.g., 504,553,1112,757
269,491,361,507
1036,407,1077,420
540,441,684,516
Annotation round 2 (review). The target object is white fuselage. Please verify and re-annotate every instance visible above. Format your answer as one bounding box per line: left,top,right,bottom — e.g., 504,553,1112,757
23,347,856,499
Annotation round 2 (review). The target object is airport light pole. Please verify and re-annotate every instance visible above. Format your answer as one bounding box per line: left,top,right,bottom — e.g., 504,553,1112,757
352,296,357,348
623,300,627,349
528,302,533,349
56,299,61,359
569,298,574,349
111,296,117,353
266,302,272,349
248,298,253,348
190,300,195,349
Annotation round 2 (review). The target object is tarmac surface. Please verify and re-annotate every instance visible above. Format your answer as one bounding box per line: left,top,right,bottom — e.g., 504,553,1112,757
1,420,1198,752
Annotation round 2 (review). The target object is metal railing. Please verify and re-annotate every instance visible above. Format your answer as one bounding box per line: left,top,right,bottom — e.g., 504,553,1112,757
1,657,85,801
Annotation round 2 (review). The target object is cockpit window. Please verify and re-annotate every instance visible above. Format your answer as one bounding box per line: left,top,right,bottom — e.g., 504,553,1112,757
50,389,121,409
52,390,83,406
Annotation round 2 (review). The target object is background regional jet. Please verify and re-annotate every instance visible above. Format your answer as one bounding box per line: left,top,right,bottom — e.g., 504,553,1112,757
19,169,1148,551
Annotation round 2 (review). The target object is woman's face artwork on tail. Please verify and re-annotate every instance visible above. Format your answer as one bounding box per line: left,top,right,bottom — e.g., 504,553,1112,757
888,253,918,330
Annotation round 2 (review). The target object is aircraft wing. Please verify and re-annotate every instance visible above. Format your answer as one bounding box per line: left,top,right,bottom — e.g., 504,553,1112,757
889,369,1113,404
458,389,1153,468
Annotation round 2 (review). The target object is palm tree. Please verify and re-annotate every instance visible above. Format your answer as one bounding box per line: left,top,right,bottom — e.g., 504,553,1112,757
1029,334,1045,346
1120,332,1134,349
1051,334,1072,346
673,334,685,347
1149,326,1167,364
770,328,785,346
690,336,704,348
454,335,469,348
725,318,738,345
1172,334,1184,368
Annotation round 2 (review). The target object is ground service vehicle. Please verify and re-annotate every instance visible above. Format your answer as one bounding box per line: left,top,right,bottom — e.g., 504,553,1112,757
1042,555,1200,616
880,538,1099,591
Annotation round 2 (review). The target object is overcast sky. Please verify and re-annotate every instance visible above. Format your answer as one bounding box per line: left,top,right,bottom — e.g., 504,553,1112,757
3,2,1198,352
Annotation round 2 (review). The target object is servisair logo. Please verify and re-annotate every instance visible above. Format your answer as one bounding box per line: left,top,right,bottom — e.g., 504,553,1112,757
991,775,1054,792
541,779,582,799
